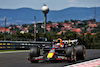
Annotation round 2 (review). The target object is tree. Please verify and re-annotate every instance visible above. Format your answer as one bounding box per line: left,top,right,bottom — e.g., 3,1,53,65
58,22,63,29
91,25,100,33
89,18,96,22
22,24,28,27
28,27,34,33
70,19,74,22
0,33,4,40
46,32,56,41
64,20,69,23
47,21,52,24
84,33,94,49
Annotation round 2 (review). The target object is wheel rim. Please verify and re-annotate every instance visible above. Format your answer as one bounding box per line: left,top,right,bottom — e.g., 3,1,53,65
73,50,76,61
71,51,76,61
83,49,85,58
83,46,86,58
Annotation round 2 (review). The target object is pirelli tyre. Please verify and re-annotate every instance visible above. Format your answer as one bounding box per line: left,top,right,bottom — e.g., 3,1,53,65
75,45,86,60
30,46,40,57
66,46,76,62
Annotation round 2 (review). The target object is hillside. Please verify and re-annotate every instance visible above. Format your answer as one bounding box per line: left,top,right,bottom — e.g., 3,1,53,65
0,7,100,26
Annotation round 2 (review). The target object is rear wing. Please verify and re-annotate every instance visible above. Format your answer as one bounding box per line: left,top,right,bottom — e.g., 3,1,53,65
63,39,78,44
53,39,78,44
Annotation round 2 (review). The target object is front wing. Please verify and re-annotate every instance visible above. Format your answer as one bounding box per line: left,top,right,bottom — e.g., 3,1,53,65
28,55,72,61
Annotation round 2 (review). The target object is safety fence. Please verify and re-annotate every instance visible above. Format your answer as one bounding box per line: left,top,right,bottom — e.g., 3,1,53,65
0,41,51,50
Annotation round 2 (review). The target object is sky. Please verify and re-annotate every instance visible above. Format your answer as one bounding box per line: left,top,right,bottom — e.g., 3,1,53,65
0,0,100,10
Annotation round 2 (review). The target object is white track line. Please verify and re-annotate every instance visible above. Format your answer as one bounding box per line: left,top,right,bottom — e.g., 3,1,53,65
0,50,29,54
65,58,100,67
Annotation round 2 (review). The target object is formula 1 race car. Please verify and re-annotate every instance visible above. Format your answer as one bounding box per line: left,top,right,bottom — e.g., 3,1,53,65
28,38,86,63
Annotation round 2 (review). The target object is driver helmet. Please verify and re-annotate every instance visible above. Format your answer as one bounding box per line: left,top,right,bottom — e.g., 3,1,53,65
57,38,63,43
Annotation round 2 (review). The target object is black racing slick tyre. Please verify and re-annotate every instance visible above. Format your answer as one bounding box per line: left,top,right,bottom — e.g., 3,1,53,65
66,46,74,57
75,45,86,60
30,46,40,57
66,46,76,62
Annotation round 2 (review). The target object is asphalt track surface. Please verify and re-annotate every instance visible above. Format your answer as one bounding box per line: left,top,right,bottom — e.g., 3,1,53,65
0,49,100,67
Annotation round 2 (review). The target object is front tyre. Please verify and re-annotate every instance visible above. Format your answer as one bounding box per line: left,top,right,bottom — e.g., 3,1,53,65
29,46,40,63
30,46,40,57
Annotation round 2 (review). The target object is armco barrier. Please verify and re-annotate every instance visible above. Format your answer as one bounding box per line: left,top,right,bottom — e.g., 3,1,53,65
0,41,51,50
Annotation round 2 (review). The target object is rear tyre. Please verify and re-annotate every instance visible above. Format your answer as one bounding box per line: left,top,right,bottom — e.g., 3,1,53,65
75,45,86,60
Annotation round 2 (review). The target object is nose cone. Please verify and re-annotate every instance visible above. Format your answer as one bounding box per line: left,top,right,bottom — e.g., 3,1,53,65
42,5,49,14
